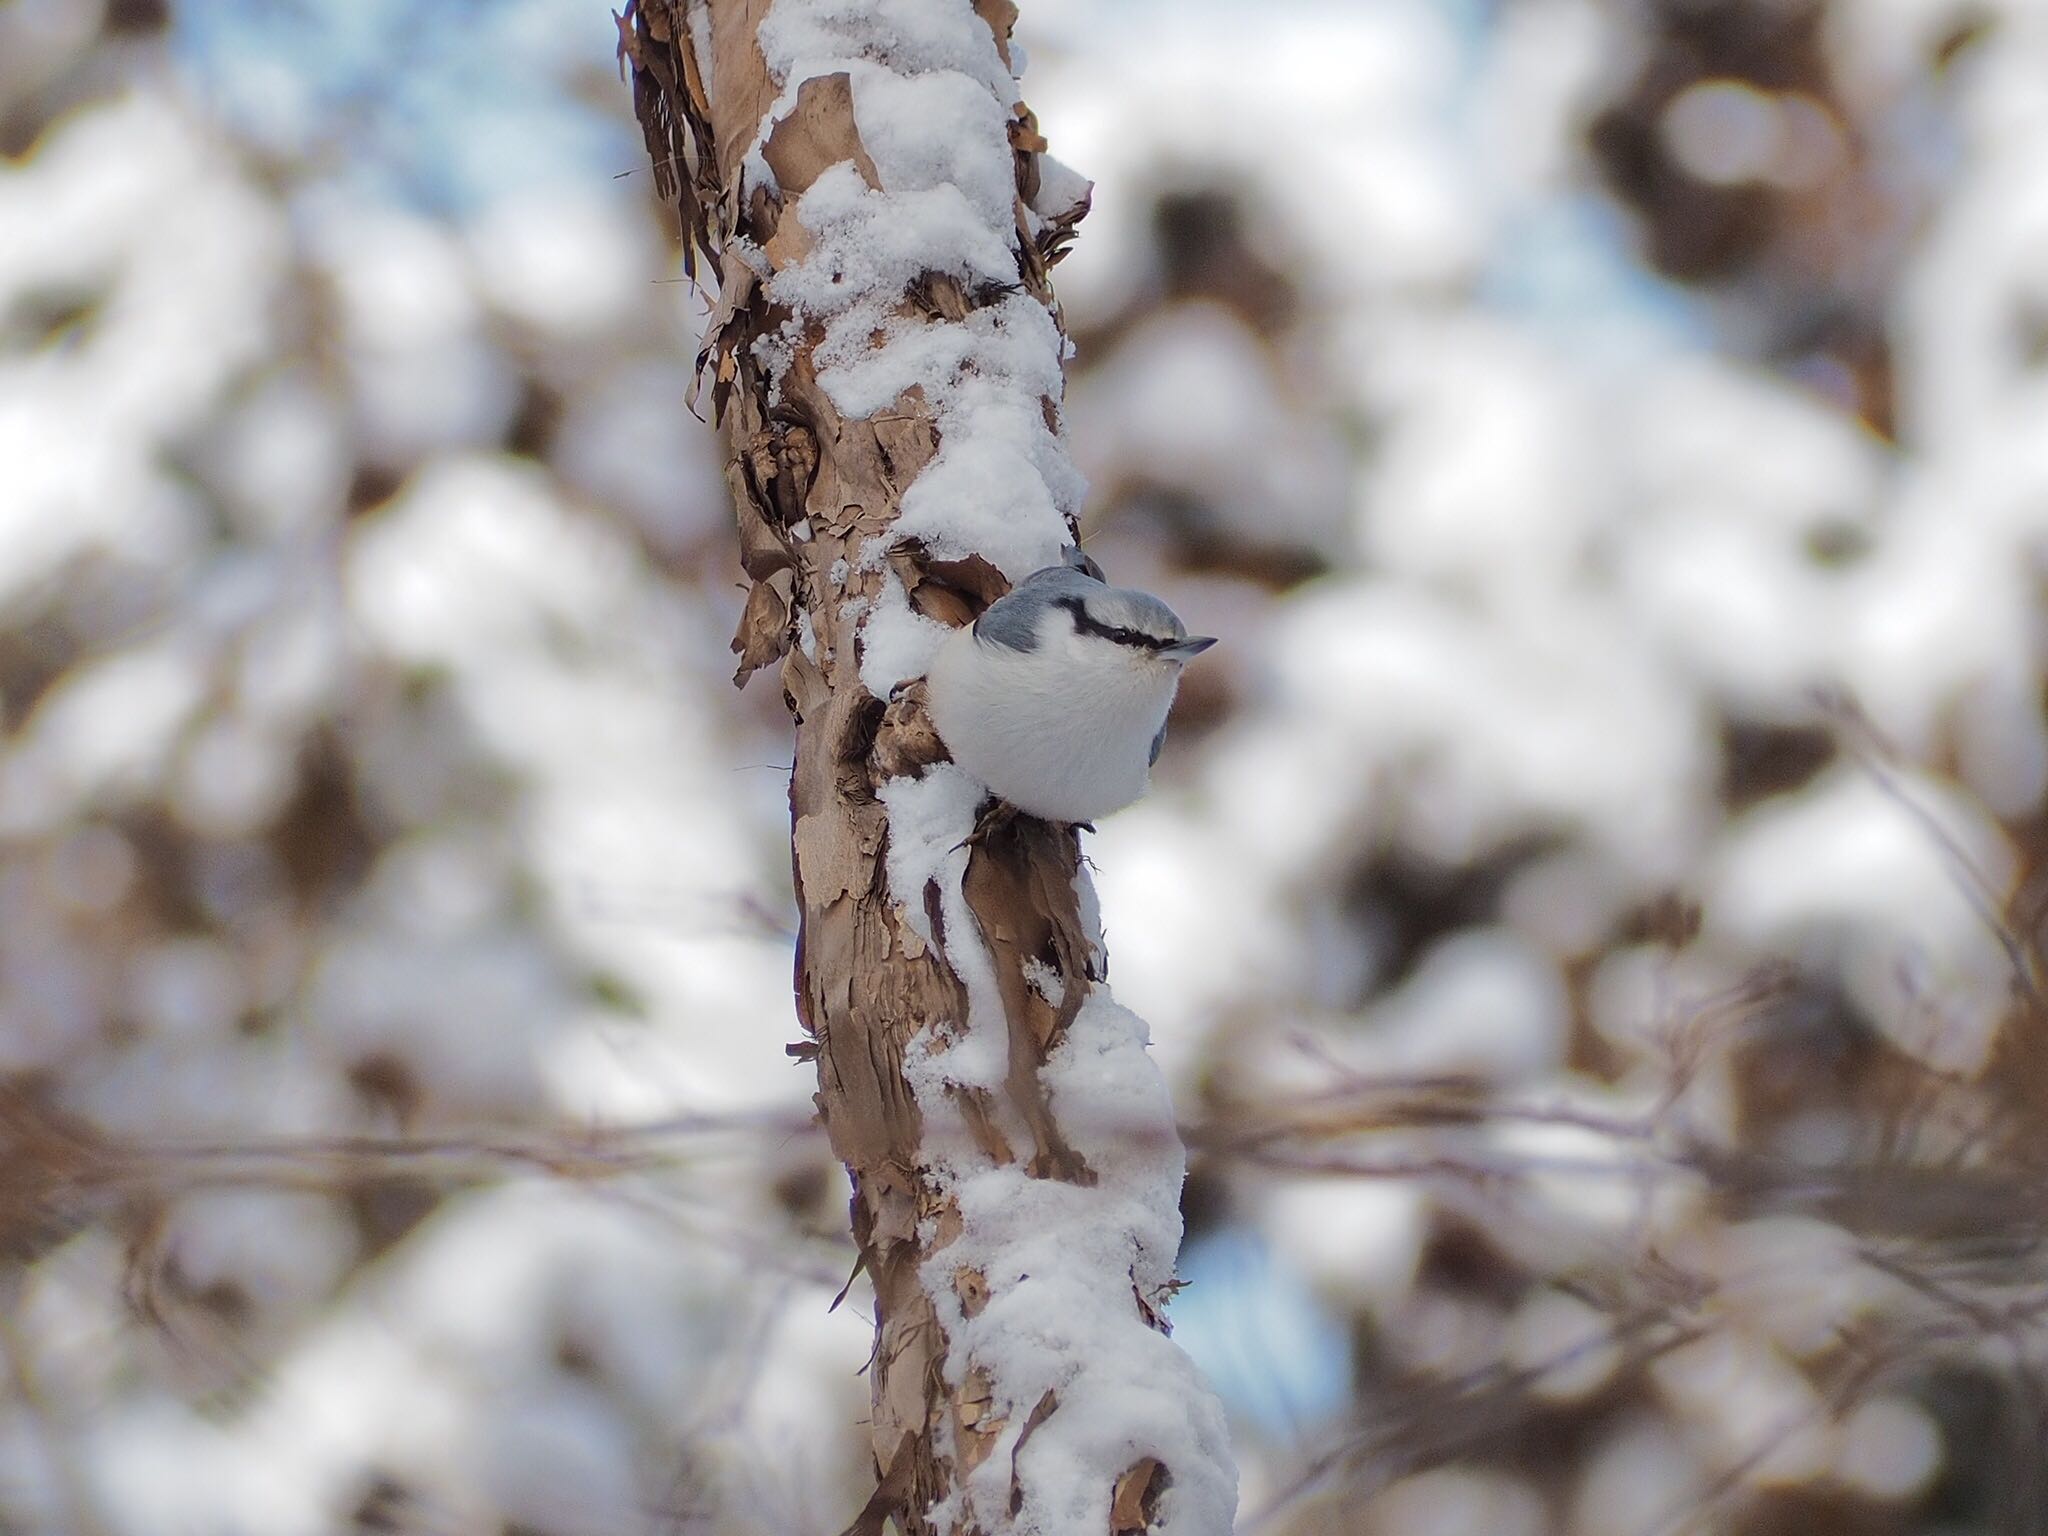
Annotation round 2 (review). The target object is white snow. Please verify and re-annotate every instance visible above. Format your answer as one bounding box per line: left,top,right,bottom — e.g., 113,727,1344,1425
916,994,1237,1536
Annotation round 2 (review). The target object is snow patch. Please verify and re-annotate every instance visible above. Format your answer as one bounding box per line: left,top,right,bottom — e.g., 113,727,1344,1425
914,993,1236,1536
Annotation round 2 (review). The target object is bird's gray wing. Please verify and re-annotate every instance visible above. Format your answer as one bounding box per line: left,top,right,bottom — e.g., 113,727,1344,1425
972,589,1046,652
1149,721,1168,766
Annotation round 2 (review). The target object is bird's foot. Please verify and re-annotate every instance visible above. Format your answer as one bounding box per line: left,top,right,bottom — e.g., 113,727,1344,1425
953,802,1095,852
955,799,1020,852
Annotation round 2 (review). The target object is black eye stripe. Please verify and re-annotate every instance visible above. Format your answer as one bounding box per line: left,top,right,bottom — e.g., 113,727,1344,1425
1055,596,1170,651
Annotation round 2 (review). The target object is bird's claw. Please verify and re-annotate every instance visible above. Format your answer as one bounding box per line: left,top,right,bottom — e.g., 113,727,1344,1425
954,799,1020,852
952,802,1094,853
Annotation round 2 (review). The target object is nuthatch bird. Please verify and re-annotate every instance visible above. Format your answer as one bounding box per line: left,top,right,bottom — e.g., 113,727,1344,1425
925,552,1216,824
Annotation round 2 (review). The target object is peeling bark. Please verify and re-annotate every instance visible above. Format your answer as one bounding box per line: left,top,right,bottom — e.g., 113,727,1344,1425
617,3,1227,1531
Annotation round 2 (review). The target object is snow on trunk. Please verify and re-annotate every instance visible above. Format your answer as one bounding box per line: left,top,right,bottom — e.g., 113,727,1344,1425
617,1,1237,1531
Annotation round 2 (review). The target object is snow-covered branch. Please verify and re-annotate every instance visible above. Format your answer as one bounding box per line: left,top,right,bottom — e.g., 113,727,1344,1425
617,2,1235,1530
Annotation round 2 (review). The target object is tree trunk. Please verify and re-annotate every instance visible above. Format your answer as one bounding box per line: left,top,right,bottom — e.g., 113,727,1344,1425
617,3,1235,1531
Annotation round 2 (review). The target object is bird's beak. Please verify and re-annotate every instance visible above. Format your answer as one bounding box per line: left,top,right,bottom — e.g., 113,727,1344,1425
1162,636,1217,663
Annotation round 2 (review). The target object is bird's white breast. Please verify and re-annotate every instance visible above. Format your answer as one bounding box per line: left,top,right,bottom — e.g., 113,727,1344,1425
926,622,1181,823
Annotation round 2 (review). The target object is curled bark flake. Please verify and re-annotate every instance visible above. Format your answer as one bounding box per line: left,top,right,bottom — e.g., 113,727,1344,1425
781,641,830,721
1008,109,1050,157
704,0,782,181
921,553,1012,615
735,421,816,540
926,1197,965,1254
834,1434,917,1536
730,570,792,686
909,271,976,323
953,1368,1003,1478
873,683,949,783
617,0,722,275
794,809,871,908
1111,1458,1169,1534
859,1162,922,1254
973,0,1021,71
762,209,815,274
1134,1271,1183,1335
689,263,757,421
956,1086,1017,1164
1038,186,1091,268
762,71,882,196
953,1266,991,1319
963,819,1099,1185
740,493,795,579
871,396,941,495
1009,1389,1060,1516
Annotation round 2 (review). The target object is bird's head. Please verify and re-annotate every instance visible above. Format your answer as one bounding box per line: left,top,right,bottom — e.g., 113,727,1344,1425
1059,582,1217,667
976,565,1216,668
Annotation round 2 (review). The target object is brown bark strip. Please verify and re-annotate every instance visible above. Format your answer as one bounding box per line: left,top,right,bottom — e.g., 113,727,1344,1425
1112,1459,1170,1534
618,3,1199,1530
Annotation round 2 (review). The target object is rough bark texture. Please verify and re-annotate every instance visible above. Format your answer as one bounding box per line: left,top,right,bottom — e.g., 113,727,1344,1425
617,3,1216,1533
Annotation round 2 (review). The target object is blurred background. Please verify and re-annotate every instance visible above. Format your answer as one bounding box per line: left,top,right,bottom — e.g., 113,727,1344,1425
5,0,2048,1531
